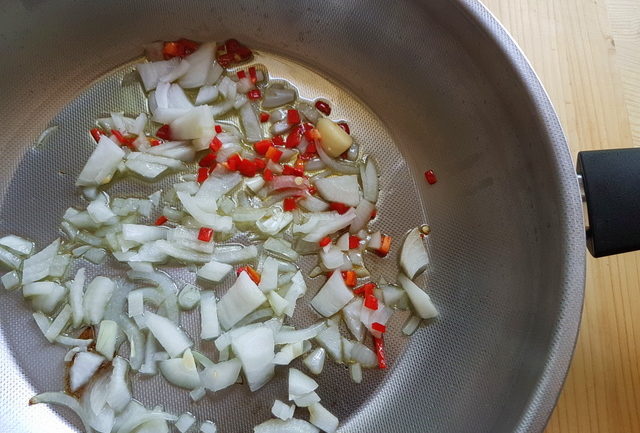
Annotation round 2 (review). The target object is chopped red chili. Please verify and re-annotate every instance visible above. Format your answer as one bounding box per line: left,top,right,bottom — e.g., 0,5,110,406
263,168,274,181
209,136,223,152
214,125,223,134
337,122,350,135
197,227,214,242
348,236,361,249
371,322,386,333
424,170,438,185
329,202,350,214
238,158,258,177
282,165,305,177
319,237,332,247
237,265,261,284
197,167,210,183
90,128,104,142
156,124,172,140
259,112,270,123
315,100,331,116
283,197,297,212
373,336,387,369
154,216,168,226
342,270,357,287
265,146,283,162
198,152,217,167
226,154,242,171
248,89,261,100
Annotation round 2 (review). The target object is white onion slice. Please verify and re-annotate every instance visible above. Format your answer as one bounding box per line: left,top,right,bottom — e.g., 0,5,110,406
121,224,167,243
197,260,233,283
120,317,145,371
175,413,196,433
217,271,267,330
360,156,379,203
70,351,105,391
341,299,365,341
310,271,353,317
381,283,409,310
402,315,421,336
315,138,359,174
308,403,339,433
319,246,346,270
303,348,326,375
179,42,216,88
189,387,206,402
196,85,219,105
136,58,180,91
314,324,342,362
1,270,20,290
22,239,60,284
293,391,321,407
159,348,201,389
177,191,233,232
84,276,115,324
276,321,326,345
199,358,242,392
272,400,295,421
200,420,218,433
95,320,118,360
0,235,33,256
397,274,438,319
283,272,307,317
76,136,125,187
30,392,95,433
262,87,296,108
314,175,360,207
258,257,279,292
200,291,220,339
106,356,131,413
212,245,258,265
170,106,215,140
400,227,429,280
178,283,201,310
288,368,318,399
253,419,319,433
239,102,262,143
113,411,176,433
349,199,375,234
348,341,377,368
231,325,275,391
267,291,289,316
144,311,192,358
263,237,299,262
360,301,393,338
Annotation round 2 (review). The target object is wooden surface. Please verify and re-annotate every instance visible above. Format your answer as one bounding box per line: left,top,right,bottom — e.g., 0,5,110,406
482,1,640,432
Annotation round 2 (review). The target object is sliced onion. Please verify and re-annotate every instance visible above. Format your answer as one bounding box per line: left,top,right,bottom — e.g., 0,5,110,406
76,136,125,187
314,323,342,362
177,191,233,232
314,175,360,207
144,311,192,358
70,351,105,391
308,403,339,433
179,42,216,88
1,269,21,290
292,391,320,407
239,102,262,143
302,347,326,375
159,348,201,389
0,235,33,256
136,58,180,91
299,194,329,212
397,273,438,319
349,199,375,234
177,283,200,310
196,85,219,105
315,137,359,174
400,227,429,280
275,321,325,345
113,411,176,433
263,237,299,262
22,239,60,284
267,291,289,316
95,320,118,360
271,399,295,421
310,271,353,317
106,356,131,413
341,299,365,342
288,367,319,399
256,208,294,236
119,317,145,370
30,392,95,433
197,260,233,283
175,413,196,433
262,87,296,108
319,246,346,270
200,291,220,339
360,156,379,203
348,341,377,368
231,325,275,391
83,276,115,325
402,315,422,336
200,421,218,433
217,272,267,330
211,245,258,264
381,283,409,310
199,358,242,392
283,272,307,317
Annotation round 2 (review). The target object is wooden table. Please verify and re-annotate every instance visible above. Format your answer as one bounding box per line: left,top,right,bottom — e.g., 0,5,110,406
482,1,640,432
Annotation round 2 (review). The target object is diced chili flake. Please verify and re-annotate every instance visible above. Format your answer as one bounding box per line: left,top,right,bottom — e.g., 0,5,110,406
214,125,223,134
342,270,357,287
237,265,261,284
90,128,104,142
304,128,321,142
248,66,258,84
248,89,261,100
364,294,379,310
156,124,172,140
259,112,270,123
329,202,350,214
315,100,331,116
319,237,332,247
283,197,297,212
111,129,136,148
238,158,258,177
337,122,350,134
236,70,247,80
285,126,303,148
287,109,301,124
371,322,386,333
216,53,234,68
226,154,242,171
210,136,223,152
370,209,378,220
348,236,361,249
198,227,214,242
265,146,283,162
199,152,217,167
424,170,438,185
282,165,305,177
162,39,199,59
253,158,266,171
353,282,375,297
254,139,272,155
177,38,199,55
263,168,274,181
373,336,387,369
308,185,317,195
376,235,392,257
154,216,168,226
197,167,210,183
272,135,285,147
148,138,162,147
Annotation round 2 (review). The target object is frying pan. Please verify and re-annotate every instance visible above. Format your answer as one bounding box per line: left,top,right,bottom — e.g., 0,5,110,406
0,1,588,432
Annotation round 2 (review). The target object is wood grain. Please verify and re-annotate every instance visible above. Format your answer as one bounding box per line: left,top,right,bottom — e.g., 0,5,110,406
482,0,640,431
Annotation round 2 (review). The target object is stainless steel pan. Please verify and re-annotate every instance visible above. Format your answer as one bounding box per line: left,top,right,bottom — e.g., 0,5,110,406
0,1,585,432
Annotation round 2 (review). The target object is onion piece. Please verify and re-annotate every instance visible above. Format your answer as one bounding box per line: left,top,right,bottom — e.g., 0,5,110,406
114,411,176,433
56,335,93,347
315,139,359,174
397,274,439,319
70,351,105,391
30,283,67,314
196,85,219,105
22,239,60,284
121,224,167,243
400,227,429,280
256,208,293,236
128,290,144,318
283,272,307,317
303,348,326,375
263,237,299,262
170,106,215,140
275,321,326,345
95,320,118,360
319,246,346,270
314,324,342,362
177,191,233,232
106,356,131,413
76,136,125,186
341,299,365,341
289,368,319,399
271,400,295,421
136,58,180,91
254,419,319,433
179,42,216,88
349,200,375,234
402,315,422,336
360,301,393,338
262,87,296,108
175,413,196,433
314,175,360,207
296,209,357,243
177,283,201,310
146,141,196,162
30,392,95,433
293,392,321,408
200,291,220,339
1,270,20,290
381,283,409,310
273,340,307,365
84,276,115,325
0,235,33,256
258,257,279,292
348,341,377,368
120,317,145,371
308,403,339,433
231,325,275,391
159,348,201,390
218,271,267,329
360,156,379,203
198,260,233,283
239,102,262,143
212,245,258,264
200,420,218,433
144,311,192,358
199,358,242,391
267,291,289,316
310,271,353,317
189,387,206,402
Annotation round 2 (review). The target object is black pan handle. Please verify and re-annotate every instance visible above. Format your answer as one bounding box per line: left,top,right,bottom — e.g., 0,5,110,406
577,148,640,257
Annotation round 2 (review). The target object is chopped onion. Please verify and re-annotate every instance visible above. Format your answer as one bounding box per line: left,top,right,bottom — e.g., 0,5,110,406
341,299,365,341
83,276,115,324
22,239,60,284
349,199,375,234
402,315,422,336
178,283,201,310
30,283,67,314
76,136,125,186
30,392,95,433
299,194,329,212
175,413,196,433
288,368,318,399
275,321,326,345
0,235,33,256
319,246,346,270
198,260,233,282
310,271,353,317
196,85,219,105
189,387,206,402
303,348,326,375
360,156,379,203
273,340,306,365
200,358,242,392
170,106,215,140
254,419,319,433
397,274,439,319
122,224,167,243
128,290,144,317
381,283,409,310
200,291,220,339
348,341,377,368
106,356,131,412
70,351,105,391
293,391,321,408
179,42,216,88
272,399,295,421
1,270,21,290
262,87,296,108
217,271,267,330
314,175,360,207
177,191,233,232
360,301,393,338
212,245,258,264
308,403,339,433
120,317,145,371
263,237,299,262
159,348,201,389
283,272,307,317
258,256,279,292
239,102,262,143
231,325,275,391
95,320,118,360
314,324,342,362
144,311,192,358
136,58,180,91
200,420,218,433
256,208,293,236
267,291,289,316
315,139,359,174
400,227,429,280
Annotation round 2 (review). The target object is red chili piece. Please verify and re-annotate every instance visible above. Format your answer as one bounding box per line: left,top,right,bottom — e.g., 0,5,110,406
198,227,214,242
376,235,392,258
370,209,378,220
156,124,172,140
315,100,331,116
253,158,266,171
90,128,104,142
337,122,350,134
111,129,136,148
329,202,350,214
210,136,223,152
373,336,387,369
248,89,261,100
304,128,321,142
348,236,361,249
265,146,283,162
285,126,303,148
353,282,376,296
237,265,261,284
283,197,297,212
263,168,274,181
236,70,247,80
342,270,357,287
319,237,332,247
364,294,379,310
259,112,270,123
424,170,438,185
216,39,253,67
148,138,162,147
199,152,217,167
197,167,210,183
215,125,223,134
371,322,386,333
248,66,258,84
154,216,168,226
272,136,285,147
238,159,258,177
226,154,242,171
287,109,301,124
282,165,305,177
162,38,199,59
